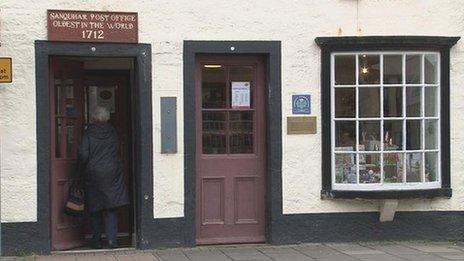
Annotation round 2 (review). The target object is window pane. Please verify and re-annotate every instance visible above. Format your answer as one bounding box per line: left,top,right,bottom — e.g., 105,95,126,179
406,87,421,117
359,154,381,183
384,120,403,151
229,111,254,154
359,121,380,151
425,152,438,182
383,55,402,84
425,54,438,84
335,121,356,151
406,120,422,150
335,154,357,184
359,88,380,117
406,55,422,84
202,66,226,108
384,87,403,117
425,120,438,149
425,87,438,117
335,55,355,85
335,88,356,118
66,119,75,158
359,55,380,84
383,153,404,183
202,111,227,154
406,153,422,182
230,66,254,108
55,118,63,158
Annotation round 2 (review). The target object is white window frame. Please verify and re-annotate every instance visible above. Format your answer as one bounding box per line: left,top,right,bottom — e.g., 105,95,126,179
331,51,441,191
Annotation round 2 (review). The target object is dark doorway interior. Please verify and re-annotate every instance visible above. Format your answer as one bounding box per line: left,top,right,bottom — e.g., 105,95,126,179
49,57,135,251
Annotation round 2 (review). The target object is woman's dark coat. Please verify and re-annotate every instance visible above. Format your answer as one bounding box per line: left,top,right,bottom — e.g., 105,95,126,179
78,123,129,213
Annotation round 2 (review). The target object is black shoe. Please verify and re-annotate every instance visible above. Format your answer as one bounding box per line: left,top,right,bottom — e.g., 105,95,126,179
107,240,118,249
90,240,103,249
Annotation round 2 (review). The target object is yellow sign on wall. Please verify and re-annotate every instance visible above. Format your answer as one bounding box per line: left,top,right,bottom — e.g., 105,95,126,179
0,58,12,83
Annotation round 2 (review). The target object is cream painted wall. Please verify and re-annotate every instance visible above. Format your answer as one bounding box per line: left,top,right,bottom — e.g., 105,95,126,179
0,0,462,222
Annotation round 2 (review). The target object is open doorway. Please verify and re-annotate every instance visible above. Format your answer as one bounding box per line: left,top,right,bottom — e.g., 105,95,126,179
49,57,135,251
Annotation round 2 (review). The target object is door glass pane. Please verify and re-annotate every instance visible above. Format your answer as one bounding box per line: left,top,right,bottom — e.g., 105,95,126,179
229,111,253,154
335,55,355,85
384,87,403,117
406,152,422,182
424,54,438,84
202,111,227,154
335,154,357,184
358,121,380,151
383,55,402,84
335,88,356,118
359,153,381,183
54,79,61,115
383,153,404,183
335,121,355,151
359,55,380,84
384,120,403,150
66,119,75,158
425,87,438,117
406,55,421,84
406,87,421,117
425,152,438,182
55,118,63,158
202,66,226,108
406,120,422,150
425,120,438,149
230,66,254,109
359,88,380,117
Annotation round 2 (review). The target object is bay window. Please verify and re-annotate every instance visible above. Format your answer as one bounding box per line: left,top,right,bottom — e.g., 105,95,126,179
316,36,459,198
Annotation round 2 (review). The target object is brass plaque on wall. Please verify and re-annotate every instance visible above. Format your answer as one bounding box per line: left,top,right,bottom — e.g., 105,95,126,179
287,116,317,134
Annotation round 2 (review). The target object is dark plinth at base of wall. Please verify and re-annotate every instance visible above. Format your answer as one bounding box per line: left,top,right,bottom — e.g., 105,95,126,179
270,211,464,244
3,211,464,255
138,218,185,249
1,222,49,256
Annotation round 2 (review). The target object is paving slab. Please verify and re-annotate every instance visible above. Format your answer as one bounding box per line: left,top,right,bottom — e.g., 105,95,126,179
155,250,189,261
293,244,353,259
407,244,462,253
75,254,117,261
114,252,159,261
369,244,423,255
219,247,271,261
432,252,464,260
36,255,77,261
183,249,231,261
391,253,448,261
349,253,405,261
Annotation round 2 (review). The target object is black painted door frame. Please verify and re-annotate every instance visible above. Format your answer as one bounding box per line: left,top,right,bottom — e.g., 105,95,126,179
35,41,153,253
183,41,282,245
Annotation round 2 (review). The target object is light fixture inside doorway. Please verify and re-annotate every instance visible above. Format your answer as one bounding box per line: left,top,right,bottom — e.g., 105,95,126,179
204,64,222,68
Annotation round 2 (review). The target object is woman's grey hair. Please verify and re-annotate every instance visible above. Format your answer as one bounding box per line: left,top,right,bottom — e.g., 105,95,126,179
91,106,110,123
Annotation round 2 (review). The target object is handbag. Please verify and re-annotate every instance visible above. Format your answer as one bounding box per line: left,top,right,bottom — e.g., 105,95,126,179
65,179,85,216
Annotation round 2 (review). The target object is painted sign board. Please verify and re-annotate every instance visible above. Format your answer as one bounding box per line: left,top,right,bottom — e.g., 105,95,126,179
287,116,317,134
292,94,311,114
0,57,12,83
47,10,138,43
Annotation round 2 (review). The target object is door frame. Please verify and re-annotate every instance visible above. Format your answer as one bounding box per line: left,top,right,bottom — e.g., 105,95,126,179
183,41,282,246
35,41,152,253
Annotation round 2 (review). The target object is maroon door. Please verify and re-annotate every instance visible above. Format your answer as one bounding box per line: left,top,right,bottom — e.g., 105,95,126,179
195,56,266,244
50,58,86,250
84,75,133,240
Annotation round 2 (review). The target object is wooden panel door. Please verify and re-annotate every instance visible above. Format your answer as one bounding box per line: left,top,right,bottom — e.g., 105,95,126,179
50,58,86,251
84,74,132,238
195,56,266,244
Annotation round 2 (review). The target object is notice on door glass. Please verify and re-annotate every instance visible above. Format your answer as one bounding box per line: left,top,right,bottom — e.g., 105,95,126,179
231,82,251,108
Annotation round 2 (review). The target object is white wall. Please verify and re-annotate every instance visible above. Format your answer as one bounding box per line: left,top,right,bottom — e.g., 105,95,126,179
0,0,462,222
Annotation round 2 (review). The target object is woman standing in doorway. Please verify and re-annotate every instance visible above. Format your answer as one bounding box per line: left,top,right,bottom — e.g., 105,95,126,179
78,106,129,249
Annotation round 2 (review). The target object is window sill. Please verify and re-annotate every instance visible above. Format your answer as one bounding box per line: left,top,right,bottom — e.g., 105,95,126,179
321,188,451,200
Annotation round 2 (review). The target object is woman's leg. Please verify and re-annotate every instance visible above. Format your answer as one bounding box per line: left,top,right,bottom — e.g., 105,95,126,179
105,208,119,248
90,211,103,248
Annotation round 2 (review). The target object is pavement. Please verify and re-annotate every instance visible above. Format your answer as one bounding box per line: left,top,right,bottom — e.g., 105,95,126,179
3,241,464,261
